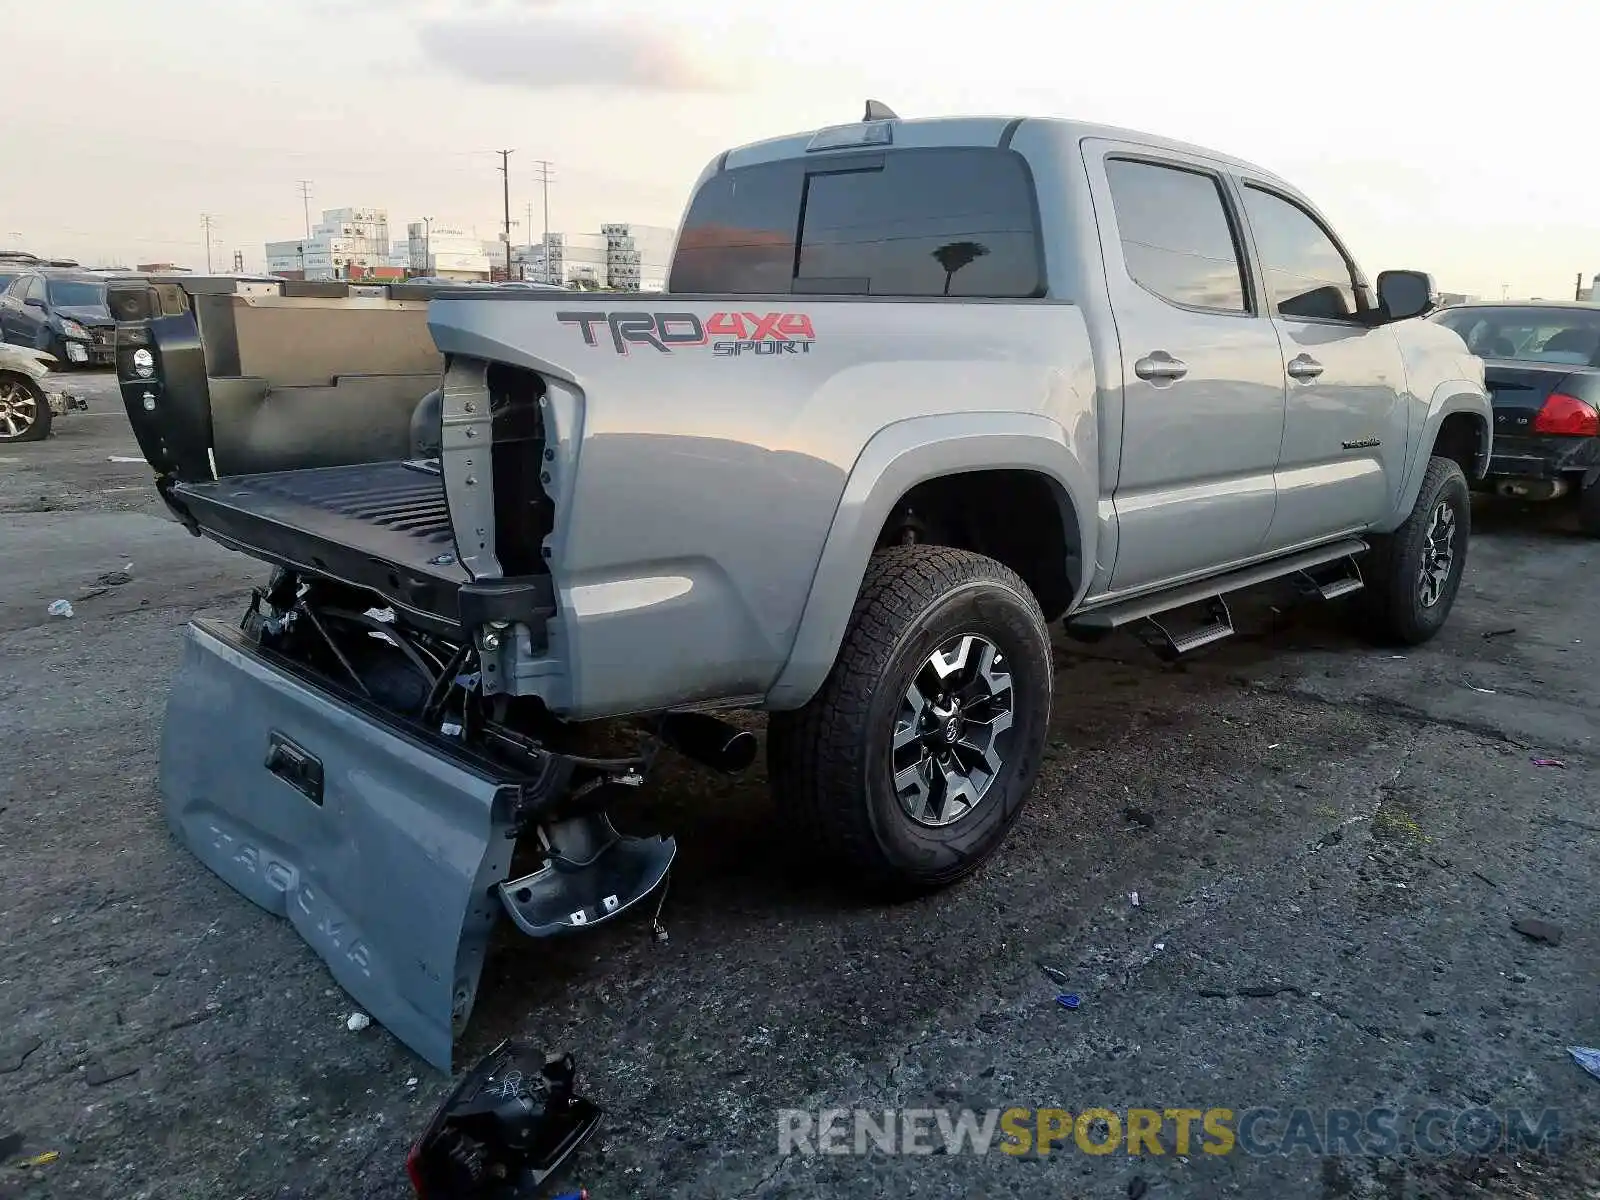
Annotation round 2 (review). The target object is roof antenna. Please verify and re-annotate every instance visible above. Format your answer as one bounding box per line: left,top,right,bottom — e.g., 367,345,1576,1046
863,99,899,122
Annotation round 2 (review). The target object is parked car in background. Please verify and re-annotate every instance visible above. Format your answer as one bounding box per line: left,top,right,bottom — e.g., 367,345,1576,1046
1431,302,1600,534
0,269,115,367
0,342,87,442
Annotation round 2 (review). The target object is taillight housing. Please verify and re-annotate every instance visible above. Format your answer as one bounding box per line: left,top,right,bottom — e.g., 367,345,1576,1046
1533,392,1600,436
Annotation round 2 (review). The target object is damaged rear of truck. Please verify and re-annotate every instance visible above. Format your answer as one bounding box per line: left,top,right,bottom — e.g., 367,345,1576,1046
108,121,1092,1069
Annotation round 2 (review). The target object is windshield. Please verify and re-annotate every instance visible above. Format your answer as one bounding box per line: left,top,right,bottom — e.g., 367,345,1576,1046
46,280,107,309
1435,305,1600,367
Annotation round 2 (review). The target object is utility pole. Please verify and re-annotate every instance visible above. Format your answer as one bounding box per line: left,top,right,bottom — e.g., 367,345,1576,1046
1577,272,1587,302
422,217,433,276
298,181,314,240
200,213,217,273
532,159,555,282
496,149,515,279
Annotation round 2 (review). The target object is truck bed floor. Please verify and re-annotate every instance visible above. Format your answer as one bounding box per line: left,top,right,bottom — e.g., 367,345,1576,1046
170,460,472,629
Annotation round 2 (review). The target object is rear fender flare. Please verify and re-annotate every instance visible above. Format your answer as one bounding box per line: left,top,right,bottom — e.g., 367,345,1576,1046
763,411,1094,710
1383,380,1491,530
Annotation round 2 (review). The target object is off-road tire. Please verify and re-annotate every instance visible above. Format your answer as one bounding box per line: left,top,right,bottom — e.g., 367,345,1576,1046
1360,456,1469,645
1576,480,1600,538
767,545,1053,896
0,372,50,443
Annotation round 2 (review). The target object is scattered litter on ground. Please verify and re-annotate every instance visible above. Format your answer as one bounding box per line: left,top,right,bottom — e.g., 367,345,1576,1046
345,1012,371,1032
1122,806,1156,829
19,1151,58,1168
95,565,133,587
84,1062,139,1087
107,456,145,463
1484,627,1517,640
1531,757,1567,769
1267,743,1281,750
1469,685,1497,695
1154,942,1165,952
1056,993,1082,1010
1569,1047,1600,1082
45,600,73,618
1037,963,1070,988
1472,870,1499,890
77,586,109,601
405,1076,419,1089
1129,891,1141,907
1237,984,1305,999
0,1037,43,1074
1512,918,1563,946
0,1132,22,1160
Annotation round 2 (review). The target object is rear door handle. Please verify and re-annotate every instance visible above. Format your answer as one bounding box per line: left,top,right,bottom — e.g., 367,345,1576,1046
1134,352,1189,382
1287,355,1324,380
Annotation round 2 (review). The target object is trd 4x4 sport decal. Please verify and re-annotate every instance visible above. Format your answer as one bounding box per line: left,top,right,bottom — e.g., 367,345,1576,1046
557,310,816,356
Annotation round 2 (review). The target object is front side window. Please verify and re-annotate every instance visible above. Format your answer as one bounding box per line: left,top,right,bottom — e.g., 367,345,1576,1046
1241,186,1359,321
25,276,47,304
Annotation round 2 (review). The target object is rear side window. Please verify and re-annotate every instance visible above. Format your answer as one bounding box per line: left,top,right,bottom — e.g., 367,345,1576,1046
1105,159,1247,313
670,148,1044,297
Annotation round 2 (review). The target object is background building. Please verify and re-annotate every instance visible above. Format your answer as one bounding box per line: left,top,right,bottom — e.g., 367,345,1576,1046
265,206,390,280
603,223,673,292
404,222,492,280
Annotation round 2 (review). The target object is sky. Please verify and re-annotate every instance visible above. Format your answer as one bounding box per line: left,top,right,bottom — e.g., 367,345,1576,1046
2,0,1594,298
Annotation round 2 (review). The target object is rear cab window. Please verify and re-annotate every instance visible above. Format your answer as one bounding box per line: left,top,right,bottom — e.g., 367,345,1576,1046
669,146,1045,298
1103,158,1249,313
1434,306,1600,366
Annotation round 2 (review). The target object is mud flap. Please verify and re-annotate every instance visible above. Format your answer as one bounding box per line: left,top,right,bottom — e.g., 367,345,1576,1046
159,619,525,1072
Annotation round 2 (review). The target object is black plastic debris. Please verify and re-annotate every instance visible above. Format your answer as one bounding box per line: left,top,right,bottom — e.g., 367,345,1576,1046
406,1041,600,1199
1512,918,1564,946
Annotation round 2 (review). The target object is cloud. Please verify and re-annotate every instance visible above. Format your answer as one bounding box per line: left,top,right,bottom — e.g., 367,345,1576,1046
417,13,741,93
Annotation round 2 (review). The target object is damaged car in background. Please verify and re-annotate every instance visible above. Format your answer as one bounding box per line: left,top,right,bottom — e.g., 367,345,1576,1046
0,342,86,442
109,105,1490,1071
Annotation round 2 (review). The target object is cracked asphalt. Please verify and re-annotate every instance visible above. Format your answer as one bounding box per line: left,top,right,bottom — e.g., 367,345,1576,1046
2,371,1598,1199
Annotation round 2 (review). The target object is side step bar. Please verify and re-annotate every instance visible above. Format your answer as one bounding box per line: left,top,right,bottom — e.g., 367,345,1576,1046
1068,538,1369,653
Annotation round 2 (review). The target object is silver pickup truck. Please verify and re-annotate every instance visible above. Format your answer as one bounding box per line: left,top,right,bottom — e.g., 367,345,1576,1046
111,107,1491,1069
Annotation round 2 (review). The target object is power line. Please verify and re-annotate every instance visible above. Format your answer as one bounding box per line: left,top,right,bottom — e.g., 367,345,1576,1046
297,180,314,240
495,150,515,278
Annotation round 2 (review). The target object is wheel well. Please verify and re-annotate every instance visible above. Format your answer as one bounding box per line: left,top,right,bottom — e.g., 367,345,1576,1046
875,470,1080,620
1434,412,1485,478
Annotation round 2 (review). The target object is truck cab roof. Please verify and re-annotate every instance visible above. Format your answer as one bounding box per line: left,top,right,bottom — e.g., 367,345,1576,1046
720,113,1290,188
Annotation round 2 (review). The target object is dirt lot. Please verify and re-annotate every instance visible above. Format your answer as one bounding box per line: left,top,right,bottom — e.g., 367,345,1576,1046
2,371,1598,1199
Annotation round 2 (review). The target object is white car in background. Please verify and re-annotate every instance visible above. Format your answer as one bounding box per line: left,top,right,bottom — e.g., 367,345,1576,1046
0,343,86,443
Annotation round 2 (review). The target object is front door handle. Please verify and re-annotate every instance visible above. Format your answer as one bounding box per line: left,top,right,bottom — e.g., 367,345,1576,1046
1134,352,1189,382
1287,355,1324,380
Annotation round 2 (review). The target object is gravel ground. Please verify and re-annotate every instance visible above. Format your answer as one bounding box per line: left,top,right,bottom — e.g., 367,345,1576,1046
2,371,1597,1199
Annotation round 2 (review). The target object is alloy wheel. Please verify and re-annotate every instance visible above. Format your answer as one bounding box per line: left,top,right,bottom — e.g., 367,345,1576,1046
891,633,1016,827
0,379,38,440
1417,500,1456,608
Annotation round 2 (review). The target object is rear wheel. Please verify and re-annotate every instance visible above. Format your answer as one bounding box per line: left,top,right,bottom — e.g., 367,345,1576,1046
0,373,50,443
1360,456,1469,644
768,545,1053,895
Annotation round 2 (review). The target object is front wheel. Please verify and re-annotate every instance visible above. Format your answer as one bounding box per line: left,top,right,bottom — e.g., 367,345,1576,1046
1360,456,1469,645
0,373,50,443
767,545,1053,895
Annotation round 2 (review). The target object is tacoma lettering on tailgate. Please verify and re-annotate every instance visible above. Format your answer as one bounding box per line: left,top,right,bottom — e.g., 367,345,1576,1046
558,310,815,357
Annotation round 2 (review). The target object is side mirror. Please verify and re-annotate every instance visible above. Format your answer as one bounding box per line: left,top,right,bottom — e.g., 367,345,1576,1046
1375,270,1436,323
23,296,45,310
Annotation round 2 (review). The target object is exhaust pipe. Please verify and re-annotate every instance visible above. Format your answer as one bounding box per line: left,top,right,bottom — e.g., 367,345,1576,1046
654,711,758,774
1496,478,1567,501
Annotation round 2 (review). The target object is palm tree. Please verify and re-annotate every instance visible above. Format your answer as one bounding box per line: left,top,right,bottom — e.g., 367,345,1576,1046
932,241,989,295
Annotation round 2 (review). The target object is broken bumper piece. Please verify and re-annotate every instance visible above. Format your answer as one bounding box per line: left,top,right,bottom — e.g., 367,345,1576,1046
47,390,87,417
159,619,585,1072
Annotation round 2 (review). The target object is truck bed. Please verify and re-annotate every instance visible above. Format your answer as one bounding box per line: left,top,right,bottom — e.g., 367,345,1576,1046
171,460,473,631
